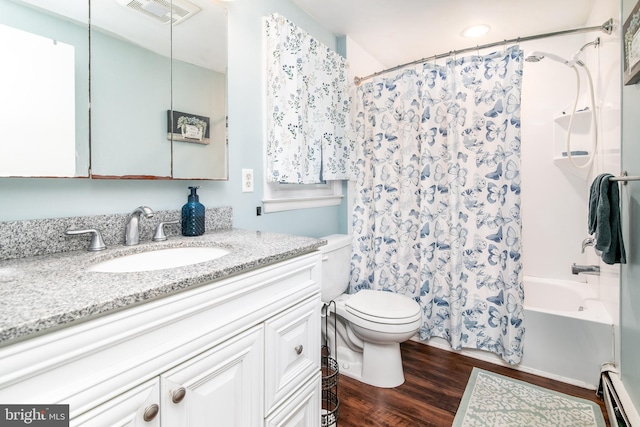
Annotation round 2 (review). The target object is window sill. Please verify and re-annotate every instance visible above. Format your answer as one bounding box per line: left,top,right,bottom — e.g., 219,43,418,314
262,194,343,213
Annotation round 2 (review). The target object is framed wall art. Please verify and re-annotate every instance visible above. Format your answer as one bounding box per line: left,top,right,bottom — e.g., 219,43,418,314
167,110,210,144
623,0,640,85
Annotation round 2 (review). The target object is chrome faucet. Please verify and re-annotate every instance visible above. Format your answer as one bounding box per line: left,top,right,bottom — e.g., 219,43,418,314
125,206,155,246
571,263,600,275
581,237,602,255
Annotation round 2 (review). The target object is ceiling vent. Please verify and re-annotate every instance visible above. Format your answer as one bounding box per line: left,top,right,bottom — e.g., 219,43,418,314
116,0,200,25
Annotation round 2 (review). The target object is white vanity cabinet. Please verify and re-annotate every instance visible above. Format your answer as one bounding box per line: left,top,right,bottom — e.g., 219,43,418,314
0,252,322,427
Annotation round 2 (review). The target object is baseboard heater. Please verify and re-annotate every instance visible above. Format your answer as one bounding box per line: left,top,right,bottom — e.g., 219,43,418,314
599,364,640,427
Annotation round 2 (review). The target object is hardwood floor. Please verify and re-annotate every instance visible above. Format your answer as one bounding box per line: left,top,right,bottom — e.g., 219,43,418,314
335,340,610,427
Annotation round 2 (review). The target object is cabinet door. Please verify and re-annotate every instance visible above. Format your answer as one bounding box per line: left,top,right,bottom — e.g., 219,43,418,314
265,374,321,427
264,296,321,415
70,379,160,427
160,325,263,427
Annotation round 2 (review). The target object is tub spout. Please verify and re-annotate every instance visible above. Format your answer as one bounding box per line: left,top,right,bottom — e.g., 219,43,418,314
571,263,600,275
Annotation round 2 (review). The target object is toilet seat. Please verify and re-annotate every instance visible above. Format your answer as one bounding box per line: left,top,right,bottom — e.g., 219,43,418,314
345,290,422,325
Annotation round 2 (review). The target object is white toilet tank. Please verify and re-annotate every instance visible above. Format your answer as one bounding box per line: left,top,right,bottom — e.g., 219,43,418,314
319,234,352,302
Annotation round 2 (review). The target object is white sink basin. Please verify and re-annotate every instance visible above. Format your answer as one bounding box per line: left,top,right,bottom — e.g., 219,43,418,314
87,247,230,273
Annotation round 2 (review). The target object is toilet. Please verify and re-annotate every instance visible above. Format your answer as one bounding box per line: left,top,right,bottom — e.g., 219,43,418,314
320,234,422,388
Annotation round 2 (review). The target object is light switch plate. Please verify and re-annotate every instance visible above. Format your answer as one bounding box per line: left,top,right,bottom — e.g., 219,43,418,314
242,168,254,192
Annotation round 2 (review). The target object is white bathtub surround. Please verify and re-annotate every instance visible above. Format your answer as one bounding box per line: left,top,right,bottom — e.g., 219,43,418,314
421,275,614,389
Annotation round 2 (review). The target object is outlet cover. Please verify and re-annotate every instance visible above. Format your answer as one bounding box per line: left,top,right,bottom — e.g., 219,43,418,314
242,168,254,192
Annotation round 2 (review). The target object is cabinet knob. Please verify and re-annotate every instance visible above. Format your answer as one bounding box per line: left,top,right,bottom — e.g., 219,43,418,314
295,345,303,355
172,387,187,404
143,404,159,422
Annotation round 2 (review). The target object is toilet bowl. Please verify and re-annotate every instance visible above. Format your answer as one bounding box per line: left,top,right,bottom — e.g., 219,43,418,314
320,235,422,388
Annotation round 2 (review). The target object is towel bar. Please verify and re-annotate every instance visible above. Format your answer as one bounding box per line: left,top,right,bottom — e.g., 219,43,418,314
609,171,640,185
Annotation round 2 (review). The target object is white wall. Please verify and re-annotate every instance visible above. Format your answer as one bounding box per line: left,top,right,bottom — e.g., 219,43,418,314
345,36,385,82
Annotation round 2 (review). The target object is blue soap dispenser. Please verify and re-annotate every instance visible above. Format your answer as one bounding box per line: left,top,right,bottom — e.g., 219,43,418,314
181,186,205,236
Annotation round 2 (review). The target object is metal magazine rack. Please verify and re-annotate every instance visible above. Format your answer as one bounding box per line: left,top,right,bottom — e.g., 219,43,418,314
321,301,339,426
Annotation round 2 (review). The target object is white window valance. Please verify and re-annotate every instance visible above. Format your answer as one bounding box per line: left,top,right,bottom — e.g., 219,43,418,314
264,13,355,184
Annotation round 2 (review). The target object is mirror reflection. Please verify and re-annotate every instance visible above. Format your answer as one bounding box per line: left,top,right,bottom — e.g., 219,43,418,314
0,0,227,180
172,1,228,180
90,0,173,178
91,0,228,180
0,0,90,178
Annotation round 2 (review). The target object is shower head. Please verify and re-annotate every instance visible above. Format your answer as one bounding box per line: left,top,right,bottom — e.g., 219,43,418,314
524,51,576,66
525,38,599,67
524,54,543,62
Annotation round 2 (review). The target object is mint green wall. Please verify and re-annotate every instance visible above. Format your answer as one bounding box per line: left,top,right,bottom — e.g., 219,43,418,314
0,0,347,239
621,0,640,407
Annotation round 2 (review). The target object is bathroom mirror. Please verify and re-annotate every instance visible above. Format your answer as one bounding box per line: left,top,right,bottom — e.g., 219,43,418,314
171,1,228,180
0,0,227,180
0,0,90,178
89,0,173,178
90,0,228,180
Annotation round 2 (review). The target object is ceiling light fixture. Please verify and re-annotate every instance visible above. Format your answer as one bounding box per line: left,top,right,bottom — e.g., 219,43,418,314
462,24,490,38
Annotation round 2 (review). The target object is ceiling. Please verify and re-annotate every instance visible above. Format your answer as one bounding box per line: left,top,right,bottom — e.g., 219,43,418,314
290,0,598,70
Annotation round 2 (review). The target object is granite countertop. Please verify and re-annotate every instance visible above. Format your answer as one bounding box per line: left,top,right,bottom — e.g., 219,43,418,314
0,229,325,345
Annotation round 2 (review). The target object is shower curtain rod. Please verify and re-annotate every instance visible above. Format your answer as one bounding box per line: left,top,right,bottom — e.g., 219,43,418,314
353,18,614,85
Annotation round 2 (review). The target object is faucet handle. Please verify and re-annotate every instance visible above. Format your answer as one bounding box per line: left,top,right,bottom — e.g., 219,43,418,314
581,237,602,256
65,228,107,251
153,220,180,242
581,237,595,253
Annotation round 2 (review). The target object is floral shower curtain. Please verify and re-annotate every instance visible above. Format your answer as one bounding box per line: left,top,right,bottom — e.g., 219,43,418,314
351,47,525,364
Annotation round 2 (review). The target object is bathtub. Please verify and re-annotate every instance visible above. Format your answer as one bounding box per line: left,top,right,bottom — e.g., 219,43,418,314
520,276,614,388
420,276,614,389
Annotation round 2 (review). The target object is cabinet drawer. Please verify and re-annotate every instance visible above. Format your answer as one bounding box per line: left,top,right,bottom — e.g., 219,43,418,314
70,378,160,427
264,295,321,416
265,374,321,427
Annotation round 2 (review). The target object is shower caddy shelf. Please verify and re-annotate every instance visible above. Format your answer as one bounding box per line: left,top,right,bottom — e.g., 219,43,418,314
321,301,339,427
552,110,593,180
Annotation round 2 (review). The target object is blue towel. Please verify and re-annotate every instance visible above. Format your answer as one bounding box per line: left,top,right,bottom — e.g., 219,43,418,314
588,173,626,265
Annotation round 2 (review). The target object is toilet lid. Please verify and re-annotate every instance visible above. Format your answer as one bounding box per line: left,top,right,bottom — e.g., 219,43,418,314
345,290,422,324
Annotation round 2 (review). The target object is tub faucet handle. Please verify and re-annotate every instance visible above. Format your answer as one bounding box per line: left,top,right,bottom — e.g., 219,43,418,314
581,237,594,253
581,237,602,256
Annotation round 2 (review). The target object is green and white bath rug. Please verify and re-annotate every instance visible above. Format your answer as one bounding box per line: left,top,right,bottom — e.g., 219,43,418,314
453,368,606,427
